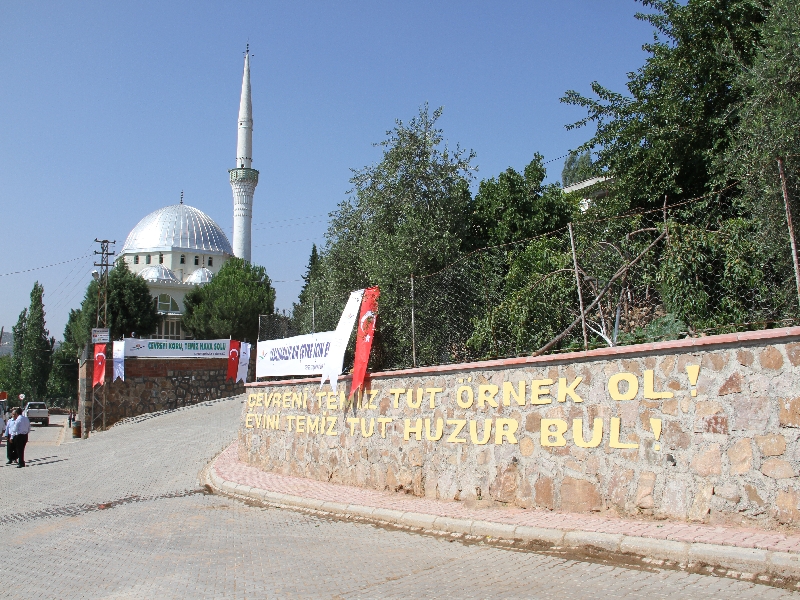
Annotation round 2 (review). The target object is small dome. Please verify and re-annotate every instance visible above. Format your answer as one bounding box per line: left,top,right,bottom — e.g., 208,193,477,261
139,265,180,283
121,204,233,255
185,267,214,284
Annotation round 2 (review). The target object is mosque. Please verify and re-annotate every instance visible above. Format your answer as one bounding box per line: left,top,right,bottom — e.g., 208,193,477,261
118,48,259,340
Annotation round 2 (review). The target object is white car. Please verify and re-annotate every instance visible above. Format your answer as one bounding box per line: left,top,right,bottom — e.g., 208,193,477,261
23,402,49,426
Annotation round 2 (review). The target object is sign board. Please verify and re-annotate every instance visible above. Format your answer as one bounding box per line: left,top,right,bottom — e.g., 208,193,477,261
256,288,365,387
256,332,338,378
0,392,6,401
92,328,110,343
123,339,230,359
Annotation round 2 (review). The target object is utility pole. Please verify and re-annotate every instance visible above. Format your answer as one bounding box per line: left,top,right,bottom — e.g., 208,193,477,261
92,239,115,432
778,159,800,310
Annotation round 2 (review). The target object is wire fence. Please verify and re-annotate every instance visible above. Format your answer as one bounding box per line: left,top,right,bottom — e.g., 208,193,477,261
260,161,800,377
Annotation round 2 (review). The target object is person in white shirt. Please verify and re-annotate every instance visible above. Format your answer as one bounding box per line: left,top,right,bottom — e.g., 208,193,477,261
5,414,17,465
11,409,30,468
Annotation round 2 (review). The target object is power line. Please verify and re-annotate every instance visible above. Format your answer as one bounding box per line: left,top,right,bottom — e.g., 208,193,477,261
49,256,96,313
0,254,92,278
47,244,96,302
225,212,330,232
252,237,323,250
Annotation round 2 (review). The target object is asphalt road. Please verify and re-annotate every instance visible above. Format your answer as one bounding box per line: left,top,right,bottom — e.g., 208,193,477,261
0,396,795,599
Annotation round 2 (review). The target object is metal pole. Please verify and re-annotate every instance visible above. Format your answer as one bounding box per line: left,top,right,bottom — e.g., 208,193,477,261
410,275,417,368
312,296,315,334
778,158,800,309
568,222,589,351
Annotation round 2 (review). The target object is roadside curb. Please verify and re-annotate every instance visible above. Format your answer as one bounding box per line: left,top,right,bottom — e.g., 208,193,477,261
202,451,800,584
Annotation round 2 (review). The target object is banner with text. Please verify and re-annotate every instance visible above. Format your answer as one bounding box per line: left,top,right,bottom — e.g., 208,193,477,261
256,332,338,378
123,339,230,359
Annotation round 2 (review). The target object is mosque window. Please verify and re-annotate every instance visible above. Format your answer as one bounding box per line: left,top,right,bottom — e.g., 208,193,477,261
156,294,180,313
159,253,164,264
194,256,199,265
134,255,139,265
180,255,185,264
146,255,151,265
208,257,213,267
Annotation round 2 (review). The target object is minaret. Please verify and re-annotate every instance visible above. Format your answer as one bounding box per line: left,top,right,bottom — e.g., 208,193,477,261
229,45,258,262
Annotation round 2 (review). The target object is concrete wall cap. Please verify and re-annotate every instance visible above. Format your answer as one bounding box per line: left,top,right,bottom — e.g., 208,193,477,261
248,326,800,387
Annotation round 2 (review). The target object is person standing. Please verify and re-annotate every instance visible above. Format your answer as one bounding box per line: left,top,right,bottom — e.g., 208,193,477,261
5,412,17,465
11,409,29,468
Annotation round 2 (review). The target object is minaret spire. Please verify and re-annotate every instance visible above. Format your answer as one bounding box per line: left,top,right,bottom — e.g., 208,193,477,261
236,46,253,169
229,45,259,262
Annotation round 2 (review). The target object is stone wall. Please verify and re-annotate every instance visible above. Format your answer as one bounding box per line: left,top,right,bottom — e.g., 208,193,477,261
241,327,800,530
79,357,245,430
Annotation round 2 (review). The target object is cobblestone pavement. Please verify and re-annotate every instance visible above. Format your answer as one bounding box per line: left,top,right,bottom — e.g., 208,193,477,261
0,396,796,599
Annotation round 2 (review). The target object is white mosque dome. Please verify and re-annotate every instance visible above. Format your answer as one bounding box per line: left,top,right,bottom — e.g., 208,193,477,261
185,267,214,285
139,264,181,283
121,204,233,255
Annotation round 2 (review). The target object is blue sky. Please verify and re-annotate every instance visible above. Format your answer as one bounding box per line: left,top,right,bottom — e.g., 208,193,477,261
0,1,654,340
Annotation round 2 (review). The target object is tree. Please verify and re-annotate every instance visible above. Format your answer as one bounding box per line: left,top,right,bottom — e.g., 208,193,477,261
71,259,159,344
20,282,54,402
46,309,82,405
0,355,12,398
470,154,574,249
726,0,800,241
7,308,27,401
561,151,594,187
107,258,159,338
291,244,322,333
182,257,276,343
561,0,765,211
292,104,476,368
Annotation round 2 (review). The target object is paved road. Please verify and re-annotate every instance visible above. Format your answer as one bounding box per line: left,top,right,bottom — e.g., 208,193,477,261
25,413,69,447
0,396,795,599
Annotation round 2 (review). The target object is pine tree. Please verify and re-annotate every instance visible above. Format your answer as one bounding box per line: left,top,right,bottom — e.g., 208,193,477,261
20,282,54,402
8,308,27,403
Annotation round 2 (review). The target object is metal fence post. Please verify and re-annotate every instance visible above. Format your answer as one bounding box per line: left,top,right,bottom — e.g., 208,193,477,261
569,222,589,351
778,158,800,310
411,275,417,368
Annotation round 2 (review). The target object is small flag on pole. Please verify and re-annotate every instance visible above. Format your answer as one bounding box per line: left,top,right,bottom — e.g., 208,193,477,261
113,340,125,382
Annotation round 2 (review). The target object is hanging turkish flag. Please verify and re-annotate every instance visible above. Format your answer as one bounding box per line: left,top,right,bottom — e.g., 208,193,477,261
93,344,107,388
349,286,379,399
227,340,241,381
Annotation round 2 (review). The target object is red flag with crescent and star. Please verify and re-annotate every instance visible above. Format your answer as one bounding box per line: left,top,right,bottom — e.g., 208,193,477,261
349,286,379,400
227,340,241,382
93,343,107,388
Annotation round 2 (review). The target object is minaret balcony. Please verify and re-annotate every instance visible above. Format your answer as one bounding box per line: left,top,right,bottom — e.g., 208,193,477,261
229,168,259,184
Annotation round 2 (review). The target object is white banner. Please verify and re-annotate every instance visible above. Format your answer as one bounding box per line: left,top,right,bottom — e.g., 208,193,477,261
237,342,251,383
255,289,365,385
123,339,230,358
256,332,337,378
321,289,365,393
113,341,125,382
